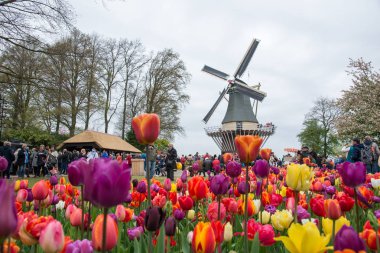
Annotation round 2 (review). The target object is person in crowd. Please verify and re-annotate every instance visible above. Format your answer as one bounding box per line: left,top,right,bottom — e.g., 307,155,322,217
269,152,279,166
87,148,99,160
24,146,30,177
157,154,166,176
58,149,69,174
202,157,213,176
347,137,364,163
180,155,186,171
362,136,380,173
212,156,220,174
15,144,27,178
30,148,38,177
51,146,59,160
79,149,87,159
46,148,58,172
165,144,177,181
101,150,109,158
36,145,47,177
0,141,15,179
145,144,157,179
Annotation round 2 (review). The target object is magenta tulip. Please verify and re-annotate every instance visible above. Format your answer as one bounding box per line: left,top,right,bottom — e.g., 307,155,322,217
0,156,8,172
226,161,242,178
253,159,269,179
210,174,230,195
0,180,17,239
68,158,89,186
338,162,366,188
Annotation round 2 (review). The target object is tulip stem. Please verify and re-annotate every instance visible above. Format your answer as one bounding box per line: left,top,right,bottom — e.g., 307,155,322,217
331,219,336,245
80,185,84,240
259,179,263,223
217,195,221,221
354,188,359,232
146,145,152,207
102,208,109,253
0,239,3,253
87,203,92,240
294,191,298,224
244,166,249,253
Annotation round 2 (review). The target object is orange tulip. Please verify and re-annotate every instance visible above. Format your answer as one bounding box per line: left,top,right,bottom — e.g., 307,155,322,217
3,241,20,253
223,153,233,163
131,113,160,145
31,180,49,201
92,214,118,251
188,176,209,201
237,197,255,216
259,148,272,161
234,135,263,163
324,199,342,220
192,222,216,253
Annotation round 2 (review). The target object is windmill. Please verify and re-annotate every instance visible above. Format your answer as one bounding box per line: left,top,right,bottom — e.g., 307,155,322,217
202,38,275,152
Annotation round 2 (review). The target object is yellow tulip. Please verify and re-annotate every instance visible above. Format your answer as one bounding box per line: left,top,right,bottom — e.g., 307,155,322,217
280,186,287,197
170,183,177,193
224,222,233,242
14,180,20,191
259,211,271,224
271,210,293,231
187,210,195,220
322,216,350,235
275,222,332,253
286,163,313,191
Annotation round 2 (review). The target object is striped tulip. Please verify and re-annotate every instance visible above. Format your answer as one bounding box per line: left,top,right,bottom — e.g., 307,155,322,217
234,135,263,163
192,222,216,253
131,113,160,145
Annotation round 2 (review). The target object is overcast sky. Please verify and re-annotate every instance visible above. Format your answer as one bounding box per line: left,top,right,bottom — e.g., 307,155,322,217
68,0,380,156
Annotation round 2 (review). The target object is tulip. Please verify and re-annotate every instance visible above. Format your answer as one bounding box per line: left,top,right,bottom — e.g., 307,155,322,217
136,181,147,194
223,153,233,164
234,135,263,163
92,214,118,251
164,178,171,191
259,211,271,224
259,224,275,246
67,159,88,186
371,178,380,189
65,204,77,219
0,156,8,171
165,217,176,236
188,176,208,201
338,162,366,188
127,226,144,241
32,180,49,201
2,241,19,253
237,197,255,217
187,210,195,220
310,195,326,217
207,202,226,222
178,196,193,211
335,225,366,252
210,174,229,195
131,113,160,145
70,208,83,227
16,189,28,202
49,175,58,186
0,180,17,239
322,216,350,235
224,222,233,242
226,161,242,178
19,180,28,189
173,209,185,221
297,206,311,222
181,170,188,182
211,221,224,244
265,204,277,215
26,188,33,202
325,185,336,195
115,205,126,221
192,163,200,173
144,206,166,232
39,220,65,253
275,222,332,253
66,239,93,253
237,181,250,194
83,159,131,208
324,199,342,220
259,148,271,161
52,195,59,205
286,164,313,192
192,222,216,253
253,159,270,179
271,210,293,231
253,199,261,215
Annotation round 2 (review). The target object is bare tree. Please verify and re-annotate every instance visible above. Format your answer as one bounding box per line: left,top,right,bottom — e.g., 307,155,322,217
0,0,73,52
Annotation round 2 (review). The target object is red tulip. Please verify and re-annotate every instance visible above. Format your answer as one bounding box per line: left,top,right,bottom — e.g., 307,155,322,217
92,214,118,251
310,195,326,217
188,176,208,201
259,148,272,161
32,180,49,201
234,135,263,163
335,192,355,212
131,113,160,145
211,221,224,244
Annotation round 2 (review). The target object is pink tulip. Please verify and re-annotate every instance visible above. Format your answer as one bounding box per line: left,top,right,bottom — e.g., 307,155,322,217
32,180,49,201
115,205,126,221
16,189,28,202
70,208,82,227
39,220,65,253
65,204,77,219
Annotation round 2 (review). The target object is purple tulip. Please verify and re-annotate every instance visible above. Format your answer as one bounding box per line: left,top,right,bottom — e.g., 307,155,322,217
0,180,17,239
151,183,159,192
136,181,147,194
237,181,250,194
374,209,380,219
210,174,230,195
334,225,366,252
271,167,280,175
49,175,58,186
173,209,185,221
265,204,277,215
67,159,88,186
253,159,269,178
127,226,144,240
214,165,221,174
66,239,94,253
52,195,59,205
373,196,380,203
125,194,132,204
256,181,262,196
297,205,311,222
192,163,200,173
181,170,188,183
325,186,336,195
356,188,372,208
226,161,242,178
26,188,33,202
338,162,366,188
144,206,166,232
164,217,176,236
0,156,8,172
83,159,131,208
109,213,118,223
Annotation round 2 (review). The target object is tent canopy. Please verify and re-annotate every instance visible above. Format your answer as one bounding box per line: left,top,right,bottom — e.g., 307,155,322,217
58,130,141,153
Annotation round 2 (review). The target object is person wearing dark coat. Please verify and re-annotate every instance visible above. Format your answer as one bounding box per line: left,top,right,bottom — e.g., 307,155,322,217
165,144,177,181
202,157,213,177
15,144,27,178
0,141,15,179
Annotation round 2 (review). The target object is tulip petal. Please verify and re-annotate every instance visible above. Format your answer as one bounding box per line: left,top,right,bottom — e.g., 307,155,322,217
275,236,299,253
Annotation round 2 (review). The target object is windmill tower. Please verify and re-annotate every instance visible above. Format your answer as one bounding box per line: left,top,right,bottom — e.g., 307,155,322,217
202,38,275,152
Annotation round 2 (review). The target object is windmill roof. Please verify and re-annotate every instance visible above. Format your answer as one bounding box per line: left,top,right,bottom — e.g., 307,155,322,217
58,130,141,153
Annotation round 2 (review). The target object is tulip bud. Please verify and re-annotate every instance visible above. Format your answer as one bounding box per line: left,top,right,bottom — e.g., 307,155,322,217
16,189,28,203
165,217,176,236
224,222,233,242
70,208,82,227
325,199,342,220
127,226,144,241
136,181,147,194
181,170,188,183
32,180,49,201
210,174,229,195
144,206,166,232
65,204,77,220
187,231,193,244
259,211,271,224
173,209,185,221
187,210,195,220
178,196,193,211
253,159,270,178
39,220,65,253
92,214,118,251
253,199,261,215
164,178,172,192
238,181,250,194
50,175,58,186
226,161,242,178
0,156,8,171
115,205,126,221
131,113,160,145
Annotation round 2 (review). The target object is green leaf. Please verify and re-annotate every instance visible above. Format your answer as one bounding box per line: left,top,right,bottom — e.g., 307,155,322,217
181,227,190,253
250,232,260,253
133,238,140,253
155,225,165,253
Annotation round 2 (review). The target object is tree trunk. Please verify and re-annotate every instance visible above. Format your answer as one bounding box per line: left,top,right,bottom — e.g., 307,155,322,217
121,76,128,138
